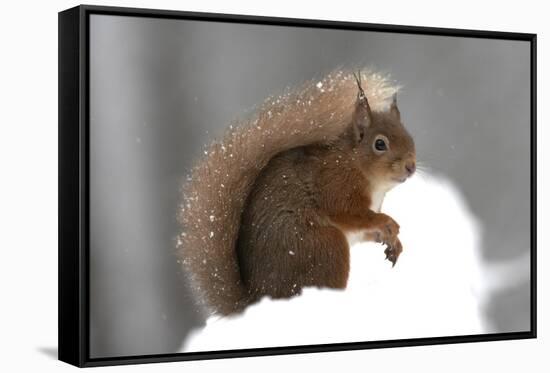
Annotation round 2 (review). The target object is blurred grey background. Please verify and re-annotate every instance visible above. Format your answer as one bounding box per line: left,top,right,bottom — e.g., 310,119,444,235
89,14,531,357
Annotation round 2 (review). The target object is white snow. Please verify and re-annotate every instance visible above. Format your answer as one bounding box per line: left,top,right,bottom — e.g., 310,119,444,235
180,172,520,353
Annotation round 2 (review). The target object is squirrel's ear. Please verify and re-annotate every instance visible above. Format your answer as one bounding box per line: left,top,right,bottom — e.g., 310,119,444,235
351,93,372,143
390,93,401,121
351,71,373,143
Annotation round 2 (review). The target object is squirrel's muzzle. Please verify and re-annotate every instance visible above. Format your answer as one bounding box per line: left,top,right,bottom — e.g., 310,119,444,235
405,161,416,176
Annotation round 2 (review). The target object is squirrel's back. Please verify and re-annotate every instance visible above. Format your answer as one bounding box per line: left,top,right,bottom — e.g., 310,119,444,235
177,69,399,316
236,146,335,303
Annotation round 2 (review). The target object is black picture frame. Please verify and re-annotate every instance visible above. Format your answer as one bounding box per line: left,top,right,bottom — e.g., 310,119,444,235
58,4,537,368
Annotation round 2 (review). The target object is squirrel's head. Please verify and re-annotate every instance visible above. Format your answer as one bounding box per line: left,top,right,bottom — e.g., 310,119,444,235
347,73,416,187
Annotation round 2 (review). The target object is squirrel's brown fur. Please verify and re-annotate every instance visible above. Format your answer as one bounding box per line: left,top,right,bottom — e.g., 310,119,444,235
177,69,415,316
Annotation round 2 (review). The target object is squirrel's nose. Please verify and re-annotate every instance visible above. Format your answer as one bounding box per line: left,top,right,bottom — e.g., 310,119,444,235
405,161,416,176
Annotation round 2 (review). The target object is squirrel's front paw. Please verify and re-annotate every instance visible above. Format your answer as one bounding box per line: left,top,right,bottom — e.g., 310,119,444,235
375,215,400,244
362,214,402,266
376,215,401,267
384,238,403,267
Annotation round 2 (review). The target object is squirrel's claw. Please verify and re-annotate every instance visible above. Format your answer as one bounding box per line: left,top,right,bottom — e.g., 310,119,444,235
383,239,402,268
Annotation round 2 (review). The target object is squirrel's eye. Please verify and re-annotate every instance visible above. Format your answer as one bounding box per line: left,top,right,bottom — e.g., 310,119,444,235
374,138,387,151
372,135,390,154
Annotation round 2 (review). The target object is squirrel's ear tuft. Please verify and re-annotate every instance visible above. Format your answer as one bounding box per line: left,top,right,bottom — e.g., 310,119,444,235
390,93,401,121
351,71,373,143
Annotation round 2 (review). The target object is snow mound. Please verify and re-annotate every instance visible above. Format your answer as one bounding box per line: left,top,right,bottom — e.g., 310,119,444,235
181,173,489,352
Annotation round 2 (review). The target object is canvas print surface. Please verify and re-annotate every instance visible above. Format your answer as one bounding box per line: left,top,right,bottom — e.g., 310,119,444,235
88,14,531,357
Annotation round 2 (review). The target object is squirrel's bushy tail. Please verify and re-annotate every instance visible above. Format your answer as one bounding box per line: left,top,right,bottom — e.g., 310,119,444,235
177,69,399,316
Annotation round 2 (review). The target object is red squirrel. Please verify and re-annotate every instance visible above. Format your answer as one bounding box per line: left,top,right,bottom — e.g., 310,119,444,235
178,69,416,316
